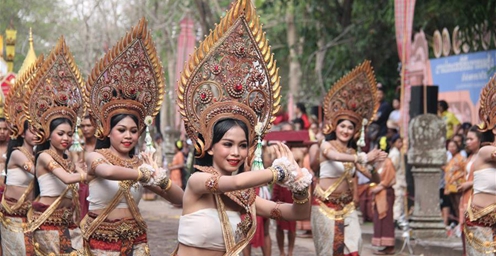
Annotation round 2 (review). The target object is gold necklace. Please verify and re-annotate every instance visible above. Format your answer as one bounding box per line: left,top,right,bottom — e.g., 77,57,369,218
96,148,141,169
44,148,75,173
16,146,34,163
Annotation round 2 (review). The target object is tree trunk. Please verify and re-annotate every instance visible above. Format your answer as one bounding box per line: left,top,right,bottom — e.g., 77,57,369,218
286,6,302,113
315,22,327,99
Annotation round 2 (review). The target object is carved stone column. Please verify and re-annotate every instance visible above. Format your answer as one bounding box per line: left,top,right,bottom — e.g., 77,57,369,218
163,126,181,167
407,114,447,238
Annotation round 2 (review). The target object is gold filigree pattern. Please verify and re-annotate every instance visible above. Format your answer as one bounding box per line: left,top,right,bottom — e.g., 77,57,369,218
85,18,164,139
177,0,281,158
322,60,379,136
24,37,84,144
5,55,44,139
478,74,496,131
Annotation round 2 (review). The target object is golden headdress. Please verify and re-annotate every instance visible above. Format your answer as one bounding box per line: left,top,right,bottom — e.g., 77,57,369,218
5,54,44,139
25,37,84,144
177,0,281,158
85,18,164,139
478,74,496,132
322,60,379,136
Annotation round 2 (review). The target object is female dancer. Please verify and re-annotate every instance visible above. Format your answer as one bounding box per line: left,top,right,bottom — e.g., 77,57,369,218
175,1,312,255
312,61,387,256
81,18,183,255
457,125,484,255
24,37,85,255
463,76,496,255
0,55,44,255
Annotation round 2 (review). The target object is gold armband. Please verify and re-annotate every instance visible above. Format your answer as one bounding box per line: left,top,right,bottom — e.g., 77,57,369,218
90,158,108,173
46,160,61,172
322,147,330,156
270,202,283,220
22,162,33,172
205,174,221,194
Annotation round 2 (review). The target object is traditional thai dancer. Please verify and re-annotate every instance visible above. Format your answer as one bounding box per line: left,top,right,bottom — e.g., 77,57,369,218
464,75,496,255
312,61,387,256
81,18,183,255
174,1,312,255
24,37,85,255
0,54,44,255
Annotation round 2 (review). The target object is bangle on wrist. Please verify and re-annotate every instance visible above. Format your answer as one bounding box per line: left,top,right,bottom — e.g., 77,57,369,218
292,193,309,204
138,167,152,183
353,154,358,163
136,169,142,181
80,172,86,183
268,167,278,185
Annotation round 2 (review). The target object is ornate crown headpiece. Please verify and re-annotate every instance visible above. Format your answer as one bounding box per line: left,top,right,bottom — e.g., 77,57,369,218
85,18,164,139
25,37,84,144
5,55,44,139
322,60,379,136
177,0,281,158
478,74,496,132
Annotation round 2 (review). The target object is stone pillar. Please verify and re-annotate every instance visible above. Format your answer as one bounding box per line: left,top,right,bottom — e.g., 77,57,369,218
407,114,447,238
163,126,181,166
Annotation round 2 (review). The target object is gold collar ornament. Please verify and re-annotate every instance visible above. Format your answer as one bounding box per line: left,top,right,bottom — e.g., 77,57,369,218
25,37,84,144
322,60,379,141
478,74,496,132
177,0,281,158
5,55,44,139
85,18,165,139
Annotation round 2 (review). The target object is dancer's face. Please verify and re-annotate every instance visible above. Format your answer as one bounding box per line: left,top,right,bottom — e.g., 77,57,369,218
335,120,354,143
50,123,73,152
0,121,8,142
108,116,139,156
465,131,480,153
22,126,37,147
209,126,248,175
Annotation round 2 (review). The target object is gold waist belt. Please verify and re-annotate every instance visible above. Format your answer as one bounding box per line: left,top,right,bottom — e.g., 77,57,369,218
0,199,30,216
467,203,496,226
316,199,355,220
31,208,74,227
83,214,146,242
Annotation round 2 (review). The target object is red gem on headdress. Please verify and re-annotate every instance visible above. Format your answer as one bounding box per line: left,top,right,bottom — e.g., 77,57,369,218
214,65,220,72
235,84,243,91
240,47,245,53
58,70,65,77
200,92,207,100
130,88,136,95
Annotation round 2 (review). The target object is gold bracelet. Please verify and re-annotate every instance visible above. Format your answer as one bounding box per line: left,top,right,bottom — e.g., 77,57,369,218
292,193,310,204
136,168,142,181
163,179,173,191
80,172,86,183
353,154,358,163
268,167,278,185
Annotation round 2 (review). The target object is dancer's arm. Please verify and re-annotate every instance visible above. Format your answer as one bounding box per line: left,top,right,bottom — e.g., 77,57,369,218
38,153,85,184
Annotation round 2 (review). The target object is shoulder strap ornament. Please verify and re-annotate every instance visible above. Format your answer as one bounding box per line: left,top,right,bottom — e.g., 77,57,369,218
322,60,379,136
177,0,281,158
24,37,84,144
85,18,165,139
